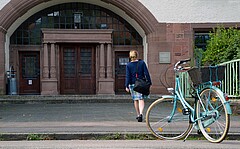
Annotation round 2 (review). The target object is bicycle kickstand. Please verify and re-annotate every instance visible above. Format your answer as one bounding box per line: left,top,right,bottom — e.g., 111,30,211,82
183,123,195,142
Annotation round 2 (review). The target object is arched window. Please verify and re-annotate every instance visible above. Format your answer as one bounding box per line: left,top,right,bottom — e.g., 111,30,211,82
10,2,142,45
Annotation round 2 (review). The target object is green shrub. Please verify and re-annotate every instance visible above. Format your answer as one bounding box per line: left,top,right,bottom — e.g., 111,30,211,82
202,26,240,65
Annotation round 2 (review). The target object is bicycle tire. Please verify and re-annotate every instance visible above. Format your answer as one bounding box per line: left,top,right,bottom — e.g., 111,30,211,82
196,88,230,143
146,97,193,140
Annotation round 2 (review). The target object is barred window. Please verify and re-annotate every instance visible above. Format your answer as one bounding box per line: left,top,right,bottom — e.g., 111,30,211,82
194,32,210,51
10,3,142,46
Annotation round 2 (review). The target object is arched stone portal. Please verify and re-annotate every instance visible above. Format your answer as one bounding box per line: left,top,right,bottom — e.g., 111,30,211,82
0,0,161,95
0,0,157,34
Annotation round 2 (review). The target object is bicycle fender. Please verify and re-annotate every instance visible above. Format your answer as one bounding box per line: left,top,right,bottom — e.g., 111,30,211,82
210,86,232,115
162,95,174,99
224,101,232,114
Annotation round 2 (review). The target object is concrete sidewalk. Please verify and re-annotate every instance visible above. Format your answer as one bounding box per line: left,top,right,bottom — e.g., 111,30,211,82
0,95,239,140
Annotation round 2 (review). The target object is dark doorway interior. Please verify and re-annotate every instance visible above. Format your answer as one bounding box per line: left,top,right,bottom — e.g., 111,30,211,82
115,51,129,94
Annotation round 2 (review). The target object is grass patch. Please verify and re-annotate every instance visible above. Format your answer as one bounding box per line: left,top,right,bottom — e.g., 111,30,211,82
0,133,238,141
94,133,157,140
26,134,53,140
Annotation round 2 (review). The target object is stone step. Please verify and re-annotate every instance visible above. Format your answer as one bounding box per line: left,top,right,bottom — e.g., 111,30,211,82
0,94,162,104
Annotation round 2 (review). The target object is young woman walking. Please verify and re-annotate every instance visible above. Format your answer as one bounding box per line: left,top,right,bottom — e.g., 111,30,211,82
125,50,152,122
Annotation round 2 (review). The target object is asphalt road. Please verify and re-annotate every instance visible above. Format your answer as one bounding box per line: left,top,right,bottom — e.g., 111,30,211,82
0,140,240,149
0,102,239,141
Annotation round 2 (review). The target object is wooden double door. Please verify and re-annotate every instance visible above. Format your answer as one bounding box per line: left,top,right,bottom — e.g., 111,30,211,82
60,44,96,94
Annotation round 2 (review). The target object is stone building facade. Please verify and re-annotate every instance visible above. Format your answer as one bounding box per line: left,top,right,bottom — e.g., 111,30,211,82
0,0,240,95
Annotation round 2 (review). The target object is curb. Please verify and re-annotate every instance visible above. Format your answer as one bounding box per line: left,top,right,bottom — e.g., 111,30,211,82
1,133,239,141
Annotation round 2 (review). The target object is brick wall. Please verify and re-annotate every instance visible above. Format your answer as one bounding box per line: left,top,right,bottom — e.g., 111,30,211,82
0,30,6,94
147,23,193,94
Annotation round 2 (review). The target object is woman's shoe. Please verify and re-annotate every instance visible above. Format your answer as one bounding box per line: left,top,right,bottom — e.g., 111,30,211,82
137,114,143,122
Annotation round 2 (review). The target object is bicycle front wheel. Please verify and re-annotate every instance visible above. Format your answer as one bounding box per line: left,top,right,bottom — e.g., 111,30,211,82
197,88,230,143
146,97,193,140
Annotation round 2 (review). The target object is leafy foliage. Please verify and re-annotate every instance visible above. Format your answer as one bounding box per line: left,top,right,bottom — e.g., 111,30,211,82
202,26,240,65
194,48,204,67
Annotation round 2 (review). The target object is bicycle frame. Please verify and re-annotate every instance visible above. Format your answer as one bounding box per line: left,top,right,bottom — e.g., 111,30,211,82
163,73,196,124
163,70,232,127
146,59,232,143
200,83,232,115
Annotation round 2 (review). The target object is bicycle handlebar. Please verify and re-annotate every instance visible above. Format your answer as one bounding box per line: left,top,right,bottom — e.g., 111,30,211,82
174,58,191,71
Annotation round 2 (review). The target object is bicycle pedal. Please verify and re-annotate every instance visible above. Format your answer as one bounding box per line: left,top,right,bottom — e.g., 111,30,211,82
197,130,202,135
182,108,191,115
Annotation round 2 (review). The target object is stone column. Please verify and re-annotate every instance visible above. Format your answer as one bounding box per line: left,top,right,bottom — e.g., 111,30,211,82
97,43,114,95
41,43,58,95
107,43,113,78
0,28,6,94
50,43,56,78
99,43,105,78
42,43,49,78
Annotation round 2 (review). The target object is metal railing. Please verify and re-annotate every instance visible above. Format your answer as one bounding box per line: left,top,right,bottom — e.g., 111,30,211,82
180,59,240,98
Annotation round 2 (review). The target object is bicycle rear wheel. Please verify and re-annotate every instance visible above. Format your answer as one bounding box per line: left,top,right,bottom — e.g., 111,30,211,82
197,88,230,143
146,97,193,140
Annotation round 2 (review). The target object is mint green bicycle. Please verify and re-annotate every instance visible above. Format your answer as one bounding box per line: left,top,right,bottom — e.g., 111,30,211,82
146,59,232,143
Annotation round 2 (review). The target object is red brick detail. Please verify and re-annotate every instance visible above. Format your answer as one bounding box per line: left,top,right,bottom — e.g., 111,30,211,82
0,31,6,94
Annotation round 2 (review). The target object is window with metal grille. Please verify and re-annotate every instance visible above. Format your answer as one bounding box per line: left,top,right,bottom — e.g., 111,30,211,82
22,54,39,78
10,3,142,46
194,32,210,51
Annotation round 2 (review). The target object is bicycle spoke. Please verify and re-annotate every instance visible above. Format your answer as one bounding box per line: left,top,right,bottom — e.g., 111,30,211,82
146,98,192,140
197,88,230,143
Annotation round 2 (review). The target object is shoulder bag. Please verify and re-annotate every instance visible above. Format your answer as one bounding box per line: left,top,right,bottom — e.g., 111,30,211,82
133,61,151,95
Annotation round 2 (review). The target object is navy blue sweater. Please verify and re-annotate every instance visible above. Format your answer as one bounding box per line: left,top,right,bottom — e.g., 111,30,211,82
125,60,152,88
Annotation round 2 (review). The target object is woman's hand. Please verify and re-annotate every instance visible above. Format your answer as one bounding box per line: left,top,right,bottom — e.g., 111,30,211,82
125,87,130,92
